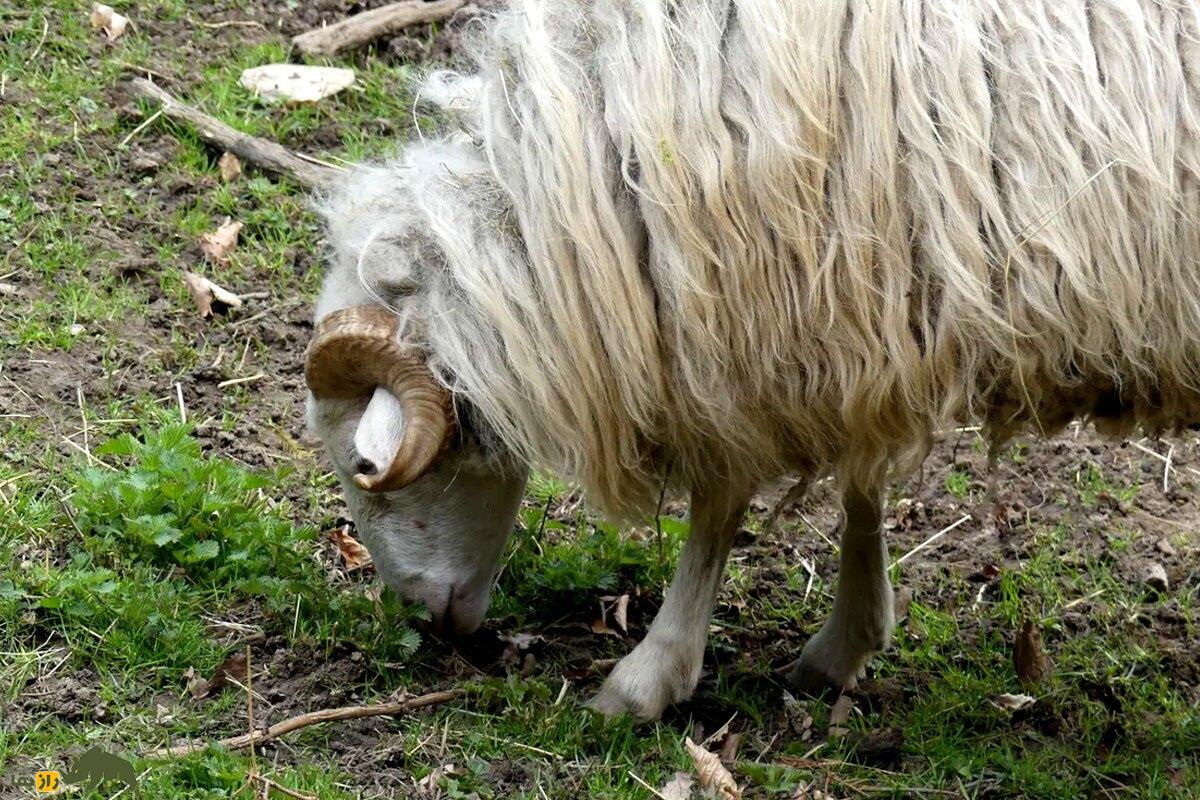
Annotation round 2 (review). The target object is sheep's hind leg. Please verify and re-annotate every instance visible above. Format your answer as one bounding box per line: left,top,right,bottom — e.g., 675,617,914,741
588,482,751,720
790,485,894,694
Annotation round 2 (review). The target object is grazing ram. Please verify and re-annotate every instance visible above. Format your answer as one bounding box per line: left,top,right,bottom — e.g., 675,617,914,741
305,0,1200,719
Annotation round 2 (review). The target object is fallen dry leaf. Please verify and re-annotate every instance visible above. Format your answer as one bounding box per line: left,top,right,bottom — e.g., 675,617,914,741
240,64,356,104
893,585,914,623
182,666,204,698
828,693,854,739
201,217,243,265
218,151,242,183
182,271,243,318
591,595,629,637
90,3,129,41
1144,562,1170,592
990,692,1036,712
610,593,629,633
659,771,694,800
829,694,854,725
781,690,813,737
327,524,372,571
191,651,249,699
684,737,741,800
719,731,742,765
1014,620,1051,685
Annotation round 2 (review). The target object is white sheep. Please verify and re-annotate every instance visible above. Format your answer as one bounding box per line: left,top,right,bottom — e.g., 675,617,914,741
306,0,1200,719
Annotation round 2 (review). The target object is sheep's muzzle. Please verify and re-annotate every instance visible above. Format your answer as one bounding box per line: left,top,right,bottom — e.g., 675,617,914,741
304,304,454,492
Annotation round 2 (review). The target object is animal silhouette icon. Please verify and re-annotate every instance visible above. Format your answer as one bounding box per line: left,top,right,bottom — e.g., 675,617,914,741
62,746,139,797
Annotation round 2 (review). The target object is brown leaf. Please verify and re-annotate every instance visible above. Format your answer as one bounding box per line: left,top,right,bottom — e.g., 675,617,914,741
591,595,628,637
719,732,742,765
191,652,249,699
611,593,629,633
90,3,129,40
829,694,854,725
828,694,854,739
218,152,243,183
893,585,914,623
200,217,244,265
182,271,243,318
1014,620,1051,686
684,737,741,800
519,652,537,678
182,666,204,698
327,524,372,571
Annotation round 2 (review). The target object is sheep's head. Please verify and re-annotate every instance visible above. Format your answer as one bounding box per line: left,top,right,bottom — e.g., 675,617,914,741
305,305,527,636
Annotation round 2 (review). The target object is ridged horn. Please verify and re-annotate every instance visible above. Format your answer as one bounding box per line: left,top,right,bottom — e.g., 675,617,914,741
305,305,454,492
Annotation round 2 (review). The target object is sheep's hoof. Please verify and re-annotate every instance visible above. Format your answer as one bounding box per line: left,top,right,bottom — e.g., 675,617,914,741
586,670,670,722
788,631,870,698
786,657,858,699
585,640,693,721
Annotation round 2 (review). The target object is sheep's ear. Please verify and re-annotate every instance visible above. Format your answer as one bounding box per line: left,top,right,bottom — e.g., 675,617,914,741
352,386,407,476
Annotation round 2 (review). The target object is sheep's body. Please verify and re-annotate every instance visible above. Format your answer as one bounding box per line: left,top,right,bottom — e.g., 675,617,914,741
315,0,1200,713
325,0,1200,522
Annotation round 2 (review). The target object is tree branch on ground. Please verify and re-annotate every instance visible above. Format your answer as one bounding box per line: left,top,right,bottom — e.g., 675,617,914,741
144,688,464,758
292,0,468,56
126,78,342,190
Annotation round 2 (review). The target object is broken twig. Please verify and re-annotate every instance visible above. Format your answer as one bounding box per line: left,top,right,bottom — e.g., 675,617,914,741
145,688,463,758
292,0,467,56
126,78,341,189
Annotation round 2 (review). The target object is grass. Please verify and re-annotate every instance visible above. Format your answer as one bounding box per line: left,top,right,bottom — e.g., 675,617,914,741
2,1,1199,798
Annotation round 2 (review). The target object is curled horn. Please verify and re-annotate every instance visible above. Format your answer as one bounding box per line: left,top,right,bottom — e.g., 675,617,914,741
304,305,454,492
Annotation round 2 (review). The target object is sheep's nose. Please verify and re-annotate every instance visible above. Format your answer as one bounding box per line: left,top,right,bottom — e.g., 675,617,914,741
426,594,454,637
420,587,488,638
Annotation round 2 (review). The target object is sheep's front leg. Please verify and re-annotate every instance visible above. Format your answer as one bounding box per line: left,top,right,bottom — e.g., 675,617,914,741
790,485,894,693
588,483,751,720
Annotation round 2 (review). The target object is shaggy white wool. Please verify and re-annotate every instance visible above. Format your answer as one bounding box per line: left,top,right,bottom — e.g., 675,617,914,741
322,0,1200,518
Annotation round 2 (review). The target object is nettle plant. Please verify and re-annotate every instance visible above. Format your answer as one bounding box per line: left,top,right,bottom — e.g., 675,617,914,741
72,424,311,588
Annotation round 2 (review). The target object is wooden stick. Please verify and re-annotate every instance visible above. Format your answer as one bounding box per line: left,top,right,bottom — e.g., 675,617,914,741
126,78,341,190
145,689,463,759
292,0,467,56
